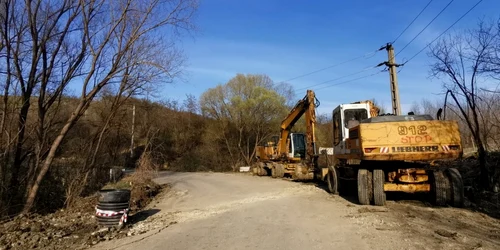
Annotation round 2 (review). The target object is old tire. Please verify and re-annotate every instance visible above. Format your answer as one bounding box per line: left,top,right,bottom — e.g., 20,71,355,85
431,170,449,206
96,202,130,210
98,189,131,203
96,190,130,227
357,169,371,205
445,168,464,207
373,169,386,206
327,166,338,195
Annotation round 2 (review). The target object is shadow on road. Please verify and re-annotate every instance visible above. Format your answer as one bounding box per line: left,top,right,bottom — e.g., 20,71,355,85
128,208,161,224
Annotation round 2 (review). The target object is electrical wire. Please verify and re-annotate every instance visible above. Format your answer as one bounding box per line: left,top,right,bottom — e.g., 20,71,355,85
392,0,435,44
312,70,386,92
401,0,484,65
294,65,378,92
395,0,455,57
281,49,382,83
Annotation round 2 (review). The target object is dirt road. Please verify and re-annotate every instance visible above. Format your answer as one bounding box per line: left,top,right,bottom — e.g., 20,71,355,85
93,172,500,250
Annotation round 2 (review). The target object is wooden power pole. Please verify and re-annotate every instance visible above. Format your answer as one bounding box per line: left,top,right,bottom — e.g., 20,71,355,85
130,104,135,158
379,43,402,116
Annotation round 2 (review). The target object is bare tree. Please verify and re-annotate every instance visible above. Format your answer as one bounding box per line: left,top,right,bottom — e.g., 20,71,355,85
428,18,499,190
0,0,198,214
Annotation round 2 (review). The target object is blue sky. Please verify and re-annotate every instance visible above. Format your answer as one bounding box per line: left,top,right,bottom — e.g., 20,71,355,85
162,0,500,115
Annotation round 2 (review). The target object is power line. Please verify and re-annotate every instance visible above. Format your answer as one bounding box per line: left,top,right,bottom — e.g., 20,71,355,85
402,0,484,65
312,70,386,92
395,0,455,57
392,0,435,44
294,66,377,93
281,49,383,83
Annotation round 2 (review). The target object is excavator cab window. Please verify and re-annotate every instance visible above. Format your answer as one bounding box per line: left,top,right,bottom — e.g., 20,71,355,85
289,133,306,159
344,109,368,128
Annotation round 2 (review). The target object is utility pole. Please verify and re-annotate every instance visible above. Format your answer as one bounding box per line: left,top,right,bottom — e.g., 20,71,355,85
130,104,136,158
378,43,402,116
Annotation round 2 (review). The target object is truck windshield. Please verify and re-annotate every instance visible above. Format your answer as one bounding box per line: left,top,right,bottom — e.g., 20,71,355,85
344,109,368,127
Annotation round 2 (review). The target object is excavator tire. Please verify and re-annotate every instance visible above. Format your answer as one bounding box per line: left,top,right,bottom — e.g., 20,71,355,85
431,170,449,206
445,168,465,207
327,166,338,195
367,170,373,203
252,166,259,176
260,166,268,176
271,166,277,178
357,169,371,205
373,169,386,206
276,164,285,178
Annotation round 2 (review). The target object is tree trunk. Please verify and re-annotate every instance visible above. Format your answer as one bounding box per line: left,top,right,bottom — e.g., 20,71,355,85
476,140,489,190
22,102,84,213
9,95,31,207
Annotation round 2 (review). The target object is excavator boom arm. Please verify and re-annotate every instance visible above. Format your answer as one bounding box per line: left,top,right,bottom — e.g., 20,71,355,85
278,90,319,160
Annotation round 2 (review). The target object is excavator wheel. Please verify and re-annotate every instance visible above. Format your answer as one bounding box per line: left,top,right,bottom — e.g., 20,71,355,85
276,164,285,178
252,166,259,176
357,169,372,205
327,166,338,195
372,169,386,206
260,167,269,176
431,170,449,206
445,168,465,207
271,166,277,178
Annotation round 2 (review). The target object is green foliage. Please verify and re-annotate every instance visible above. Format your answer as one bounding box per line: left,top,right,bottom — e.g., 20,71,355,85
200,73,293,167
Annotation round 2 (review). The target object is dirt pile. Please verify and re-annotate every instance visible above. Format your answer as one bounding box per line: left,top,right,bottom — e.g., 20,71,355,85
0,172,165,250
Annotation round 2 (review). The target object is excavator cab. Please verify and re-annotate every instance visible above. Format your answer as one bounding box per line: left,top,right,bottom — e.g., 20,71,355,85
332,102,372,146
288,133,307,159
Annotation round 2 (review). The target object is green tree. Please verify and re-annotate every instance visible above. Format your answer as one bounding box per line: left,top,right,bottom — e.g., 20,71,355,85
200,74,292,169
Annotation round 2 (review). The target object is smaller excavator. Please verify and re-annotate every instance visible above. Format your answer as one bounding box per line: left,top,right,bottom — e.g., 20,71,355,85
252,90,328,181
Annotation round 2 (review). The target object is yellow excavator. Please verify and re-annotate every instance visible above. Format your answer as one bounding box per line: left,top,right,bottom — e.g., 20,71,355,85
326,44,465,207
252,90,328,181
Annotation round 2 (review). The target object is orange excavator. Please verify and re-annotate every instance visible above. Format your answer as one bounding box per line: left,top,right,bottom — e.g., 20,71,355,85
252,90,327,181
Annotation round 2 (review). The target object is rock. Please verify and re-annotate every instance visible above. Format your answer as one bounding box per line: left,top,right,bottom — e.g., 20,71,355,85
20,232,30,241
30,235,41,244
435,229,458,238
30,224,41,232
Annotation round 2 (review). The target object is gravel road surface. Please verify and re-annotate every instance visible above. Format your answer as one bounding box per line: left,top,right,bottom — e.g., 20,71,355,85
92,171,500,250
